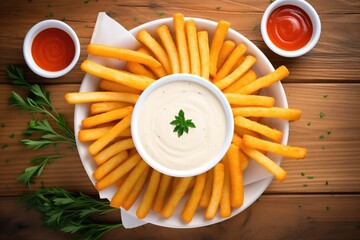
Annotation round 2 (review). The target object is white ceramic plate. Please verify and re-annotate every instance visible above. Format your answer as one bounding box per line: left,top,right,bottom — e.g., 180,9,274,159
74,16,289,228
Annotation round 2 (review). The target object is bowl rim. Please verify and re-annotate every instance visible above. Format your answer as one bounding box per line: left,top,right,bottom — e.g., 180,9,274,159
260,0,321,58
23,19,80,78
131,73,234,177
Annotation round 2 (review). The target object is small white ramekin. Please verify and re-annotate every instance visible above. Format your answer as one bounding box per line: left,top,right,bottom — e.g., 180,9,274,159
23,20,80,78
261,0,321,58
131,73,234,177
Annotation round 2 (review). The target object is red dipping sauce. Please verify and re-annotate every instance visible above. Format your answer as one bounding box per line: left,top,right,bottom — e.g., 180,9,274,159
267,5,313,51
31,28,75,72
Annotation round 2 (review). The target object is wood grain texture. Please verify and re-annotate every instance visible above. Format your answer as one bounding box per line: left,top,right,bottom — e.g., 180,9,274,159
1,195,359,240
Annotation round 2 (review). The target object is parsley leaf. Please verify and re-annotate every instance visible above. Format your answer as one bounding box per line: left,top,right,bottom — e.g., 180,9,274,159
170,109,196,137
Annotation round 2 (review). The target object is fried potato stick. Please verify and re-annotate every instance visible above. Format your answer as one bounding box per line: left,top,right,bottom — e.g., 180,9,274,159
205,163,224,219
161,176,194,218
99,79,143,94
125,61,157,79
90,101,132,115
234,116,282,142
232,107,302,120
78,125,131,142
137,29,172,74
153,174,173,213
95,152,142,190
219,156,231,217
122,167,150,210
80,60,155,90
88,114,132,155
213,43,247,82
223,70,257,93
94,138,134,165
136,169,162,219
209,20,231,77
87,44,162,68
237,65,289,94
110,160,150,208
243,135,307,159
81,106,133,129
173,13,190,73
217,40,236,71
199,168,214,208
225,93,275,108
181,172,207,223
137,47,167,78
215,55,256,90
65,91,139,104
157,24,180,74
197,31,210,80
185,19,201,76
92,151,128,181
226,144,244,208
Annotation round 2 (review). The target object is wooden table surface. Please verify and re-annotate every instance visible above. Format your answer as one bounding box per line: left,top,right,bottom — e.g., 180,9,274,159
1,0,360,239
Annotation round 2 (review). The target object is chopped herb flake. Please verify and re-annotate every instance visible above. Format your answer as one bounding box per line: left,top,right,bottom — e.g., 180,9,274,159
303,183,308,187
306,176,314,179
45,12,54,18
323,95,328,98
9,133,15,139
301,172,305,176
298,204,303,208
307,122,311,126
157,12,165,16
134,17,139,21
84,0,91,3
320,112,326,118
320,135,325,139
253,24,260,31
325,180,329,186
327,130,332,135
326,206,330,211
307,216,312,220
1,143,9,149
322,146,326,150
216,6,221,10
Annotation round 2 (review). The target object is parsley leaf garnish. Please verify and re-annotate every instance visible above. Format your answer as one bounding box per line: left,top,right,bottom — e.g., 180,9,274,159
170,109,196,137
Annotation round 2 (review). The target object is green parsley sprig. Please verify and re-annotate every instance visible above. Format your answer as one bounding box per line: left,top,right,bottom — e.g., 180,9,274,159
20,186,122,240
6,65,76,187
170,109,196,137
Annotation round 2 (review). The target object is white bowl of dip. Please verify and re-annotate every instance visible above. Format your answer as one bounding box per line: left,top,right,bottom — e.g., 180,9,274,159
131,73,234,177
75,15,289,229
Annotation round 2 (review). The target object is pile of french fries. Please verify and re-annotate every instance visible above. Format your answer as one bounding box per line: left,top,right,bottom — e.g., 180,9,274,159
65,13,307,223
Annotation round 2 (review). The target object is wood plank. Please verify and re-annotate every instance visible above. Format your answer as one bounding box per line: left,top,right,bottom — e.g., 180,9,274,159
0,194,359,240
0,83,359,196
0,0,359,83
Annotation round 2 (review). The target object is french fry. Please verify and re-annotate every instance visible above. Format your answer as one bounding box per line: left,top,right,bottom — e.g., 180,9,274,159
81,60,155,90
81,106,133,129
232,107,302,120
185,19,201,76
234,116,282,142
223,70,257,93
137,29,172,74
122,167,150,210
217,40,236,71
215,55,256,90
181,172,207,223
197,31,210,80
136,169,162,219
65,91,139,104
220,156,231,217
90,101,132,115
209,20,231,77
87,44,162,69
173,13,190,73
78,125,130,142
199,168,214,208
225,93,275,108
125,61,157,79
161,176,194,218
99,79,143,94
137,47,167,78
110,160,150,208
239,138,287,182
226,144,244,208
95,152,142,190
157,24,180,74
231,133,250,171
92,151,128,180
243,135,307,159
235,125,262,138
205,163,224,219
153,174,173,213
88,114,132,155
94,138,134,165
213,43,247,82
237,65,289,94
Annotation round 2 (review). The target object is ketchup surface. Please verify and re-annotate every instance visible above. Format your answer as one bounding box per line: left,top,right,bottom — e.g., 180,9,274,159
267,5,313,51
31,28,75,71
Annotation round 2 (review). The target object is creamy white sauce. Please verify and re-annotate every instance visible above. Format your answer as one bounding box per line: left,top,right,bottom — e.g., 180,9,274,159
137,80,227,171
